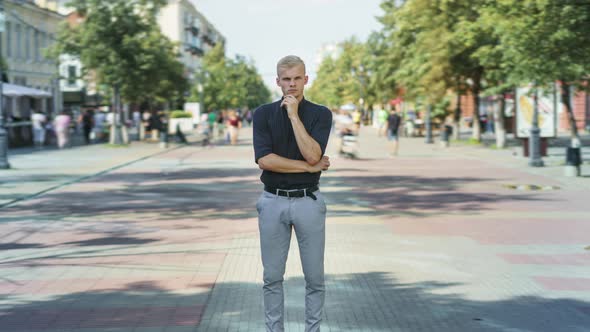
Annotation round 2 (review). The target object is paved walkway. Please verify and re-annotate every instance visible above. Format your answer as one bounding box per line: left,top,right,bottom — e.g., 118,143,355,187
0,126,589,331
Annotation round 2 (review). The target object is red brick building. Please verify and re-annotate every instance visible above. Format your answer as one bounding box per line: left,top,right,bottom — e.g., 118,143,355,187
561,90,589,132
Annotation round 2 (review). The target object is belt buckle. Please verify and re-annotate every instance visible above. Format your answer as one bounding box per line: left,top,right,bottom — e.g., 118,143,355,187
276,189,289,197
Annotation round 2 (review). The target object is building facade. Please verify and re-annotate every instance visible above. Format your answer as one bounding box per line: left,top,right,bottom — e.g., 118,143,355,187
2,0,62,93
1,0,64,146
157,0,225,82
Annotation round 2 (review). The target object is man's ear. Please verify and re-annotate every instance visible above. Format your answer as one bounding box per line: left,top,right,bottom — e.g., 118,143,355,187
304,75,309,85
276,77,280,87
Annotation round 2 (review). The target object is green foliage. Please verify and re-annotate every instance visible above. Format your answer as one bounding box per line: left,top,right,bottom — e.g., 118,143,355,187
467,137,482,145
479,0,590,90
169,111,192,118
308,37,374,109
190,44,270,111
432,96,451,121
50,0,187,105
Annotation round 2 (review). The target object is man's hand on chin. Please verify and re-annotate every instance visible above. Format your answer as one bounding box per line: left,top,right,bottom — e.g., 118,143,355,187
281,95,300,119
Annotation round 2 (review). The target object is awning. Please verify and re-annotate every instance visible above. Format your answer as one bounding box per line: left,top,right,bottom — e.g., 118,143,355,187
2,83,52,98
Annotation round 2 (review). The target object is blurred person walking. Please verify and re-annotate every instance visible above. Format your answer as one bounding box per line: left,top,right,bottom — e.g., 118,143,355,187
54,111,71,149
253,55,332,332
31,110,47,148
378,107,389,137
93,111,106,142
227,110,242,145
78,109,94,144
387,109,402,156
352,108,362,131
217,110,226,142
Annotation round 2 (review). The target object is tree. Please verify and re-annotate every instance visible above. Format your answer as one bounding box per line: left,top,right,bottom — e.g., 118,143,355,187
308,38,371,110
191,44,270,112
50,0,187,143
307,56,341,108
375,0,504,142
480,0,590,143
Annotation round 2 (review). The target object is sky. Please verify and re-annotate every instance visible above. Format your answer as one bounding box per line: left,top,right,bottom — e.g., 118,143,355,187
191,0,384,95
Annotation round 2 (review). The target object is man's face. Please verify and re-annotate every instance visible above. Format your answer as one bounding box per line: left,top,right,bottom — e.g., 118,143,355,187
276,64,308,99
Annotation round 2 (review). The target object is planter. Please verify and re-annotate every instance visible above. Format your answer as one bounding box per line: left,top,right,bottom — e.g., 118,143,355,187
168,118,193,134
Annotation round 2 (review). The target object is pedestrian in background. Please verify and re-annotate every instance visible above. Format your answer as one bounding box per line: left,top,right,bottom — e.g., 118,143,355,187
78,109,94,144
227,110,242,145
245,109,253,127
207,110,217,139
54,111,71,149
93,111,106,142
217,110,226,142
352,108,362,131
31,110,47,148
387,109,401,156
378,107,389,137
253,55,332,332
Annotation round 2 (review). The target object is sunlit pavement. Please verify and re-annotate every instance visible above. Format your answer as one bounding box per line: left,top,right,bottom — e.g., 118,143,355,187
0,126,589,332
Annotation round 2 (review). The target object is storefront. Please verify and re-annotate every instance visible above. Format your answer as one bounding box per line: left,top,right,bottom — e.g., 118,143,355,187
2,83,52,147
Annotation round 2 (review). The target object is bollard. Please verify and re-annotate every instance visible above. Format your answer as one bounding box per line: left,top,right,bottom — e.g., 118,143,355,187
564,146,582,177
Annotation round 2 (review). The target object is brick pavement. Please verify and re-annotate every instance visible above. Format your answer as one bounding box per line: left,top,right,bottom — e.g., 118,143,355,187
0,126,588,331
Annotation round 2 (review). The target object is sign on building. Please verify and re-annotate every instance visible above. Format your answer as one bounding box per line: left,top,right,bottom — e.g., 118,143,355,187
515,85,559,138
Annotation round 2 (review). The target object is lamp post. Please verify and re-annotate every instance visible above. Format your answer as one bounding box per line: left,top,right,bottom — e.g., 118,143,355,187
528,86,544,167
0,4,10,169
425,104,434,144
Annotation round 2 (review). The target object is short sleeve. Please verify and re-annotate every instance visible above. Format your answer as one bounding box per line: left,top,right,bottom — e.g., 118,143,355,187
253,106,272,163
310,107,333,155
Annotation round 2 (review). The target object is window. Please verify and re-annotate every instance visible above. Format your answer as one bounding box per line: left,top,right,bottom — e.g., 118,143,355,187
25,27,31,60
68,65,76,86
6,22,11,58
15,24,21,58
34,30,40,61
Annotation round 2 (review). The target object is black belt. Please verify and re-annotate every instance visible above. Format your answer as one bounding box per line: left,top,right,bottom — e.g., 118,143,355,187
264,185,319,200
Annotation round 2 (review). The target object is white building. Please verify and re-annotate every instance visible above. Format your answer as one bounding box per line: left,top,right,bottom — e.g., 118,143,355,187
2,0,62,92
157,0,225,82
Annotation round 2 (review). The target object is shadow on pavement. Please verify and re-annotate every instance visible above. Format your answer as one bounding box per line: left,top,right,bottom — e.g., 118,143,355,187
200,272,590,331
1,167,549,221
1,272,584,331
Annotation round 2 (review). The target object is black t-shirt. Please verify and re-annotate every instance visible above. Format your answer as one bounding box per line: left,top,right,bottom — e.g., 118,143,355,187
253,97,332,189
387,113,401,133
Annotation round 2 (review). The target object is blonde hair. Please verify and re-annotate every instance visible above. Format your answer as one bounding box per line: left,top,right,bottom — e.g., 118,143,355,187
276,55,306,76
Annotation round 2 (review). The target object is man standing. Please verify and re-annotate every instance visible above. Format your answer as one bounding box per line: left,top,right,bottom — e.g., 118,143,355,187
253,55,332,332
387,109,401,156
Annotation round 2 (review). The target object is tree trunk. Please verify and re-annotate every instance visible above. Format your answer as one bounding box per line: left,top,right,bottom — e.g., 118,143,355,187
110,85,124,145
471,71,483,142
453,92,461,140
495,93,507,149
560,82,580,144
471,89,481,141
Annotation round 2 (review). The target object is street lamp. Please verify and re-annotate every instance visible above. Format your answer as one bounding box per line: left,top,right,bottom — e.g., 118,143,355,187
425,104,434,144
528,86,544,167
0,4,10,169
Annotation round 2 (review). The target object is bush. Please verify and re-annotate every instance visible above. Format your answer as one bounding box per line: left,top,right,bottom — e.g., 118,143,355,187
170,110,192,118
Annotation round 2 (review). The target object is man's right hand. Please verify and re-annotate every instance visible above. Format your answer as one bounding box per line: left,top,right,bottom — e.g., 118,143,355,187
308,156,330,173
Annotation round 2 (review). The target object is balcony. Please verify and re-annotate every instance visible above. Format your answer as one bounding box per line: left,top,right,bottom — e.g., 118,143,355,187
203,33,217,46
184,44,204,56
185,24,199,36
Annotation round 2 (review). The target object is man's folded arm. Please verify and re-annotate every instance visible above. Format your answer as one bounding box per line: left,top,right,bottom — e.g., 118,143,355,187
257,153,317,173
